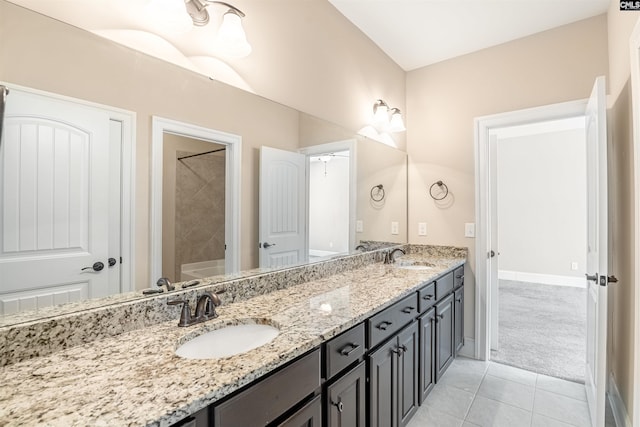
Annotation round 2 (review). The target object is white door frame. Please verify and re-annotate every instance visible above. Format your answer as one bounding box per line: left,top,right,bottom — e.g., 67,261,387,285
150,117,241,285
299,139,357,254
474,99,587,360
629,18,640,426
0,81,136,293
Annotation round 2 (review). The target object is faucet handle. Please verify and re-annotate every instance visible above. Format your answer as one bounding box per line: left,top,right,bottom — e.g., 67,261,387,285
167,299,192,327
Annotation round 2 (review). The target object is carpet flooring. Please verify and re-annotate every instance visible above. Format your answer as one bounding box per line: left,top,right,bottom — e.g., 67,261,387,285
491,279,587,383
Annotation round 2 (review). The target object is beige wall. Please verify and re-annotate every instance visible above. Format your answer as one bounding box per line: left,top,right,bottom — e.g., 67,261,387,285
406,15,609,343
0,0,405,288
606,4,640,421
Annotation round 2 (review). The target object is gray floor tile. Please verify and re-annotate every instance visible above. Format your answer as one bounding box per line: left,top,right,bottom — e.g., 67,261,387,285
465,395,532,427
439,368,485,394
407,405,464,427
487,362,537,387
424,384,475,419
462,423,482,427
536,374,587,402
449,357,490,376
477,374,535,410
531,413,580,427
533,389,591,426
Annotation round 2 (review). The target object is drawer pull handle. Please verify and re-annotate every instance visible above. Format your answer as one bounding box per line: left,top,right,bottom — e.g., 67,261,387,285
402,306,415,314
331,400,344,413
392,345,407,356
422,294,434,300
376,320,393,330
436,314,444,320
456,275,463,279
456,298,462,302
339,343,361,356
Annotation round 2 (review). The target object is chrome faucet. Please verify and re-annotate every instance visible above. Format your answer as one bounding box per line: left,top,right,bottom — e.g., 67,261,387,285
167,292,222,327
157,277,175,291
384,248,406,264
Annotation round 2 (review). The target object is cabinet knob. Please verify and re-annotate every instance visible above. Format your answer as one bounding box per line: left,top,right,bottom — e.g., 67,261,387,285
339,343,360,356
331,400,344,413
376,320,393,331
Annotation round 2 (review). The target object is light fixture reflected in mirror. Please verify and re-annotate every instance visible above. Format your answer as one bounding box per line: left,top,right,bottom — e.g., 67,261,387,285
146,0,253,58
186,0,252,58
371,99,405,133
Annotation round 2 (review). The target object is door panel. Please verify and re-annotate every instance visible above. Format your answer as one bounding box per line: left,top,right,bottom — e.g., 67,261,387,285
584,76,608,427
398,323,418,427
369,338,397,427
0,88,116,314
419,308,436,403
327,362,366,427
259,146,307,268
435,294,455,381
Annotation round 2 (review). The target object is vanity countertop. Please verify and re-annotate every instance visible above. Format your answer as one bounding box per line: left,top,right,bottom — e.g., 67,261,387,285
0,254,465,427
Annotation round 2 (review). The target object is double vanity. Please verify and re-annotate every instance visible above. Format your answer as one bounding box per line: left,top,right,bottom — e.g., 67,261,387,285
0,245,466,426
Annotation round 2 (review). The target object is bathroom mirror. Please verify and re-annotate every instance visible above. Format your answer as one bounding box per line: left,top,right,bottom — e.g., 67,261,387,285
0,0,407,325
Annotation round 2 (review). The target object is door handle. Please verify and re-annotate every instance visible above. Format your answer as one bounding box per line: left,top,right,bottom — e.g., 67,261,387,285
82,262,104,272
108,258,117,267
261,242,276,249
608,275,618,284
585,273,598,282
489,250,495,258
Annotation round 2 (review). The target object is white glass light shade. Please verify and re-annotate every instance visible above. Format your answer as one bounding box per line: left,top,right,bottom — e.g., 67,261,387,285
373,102,389,126
146,0,193,33
389,110,406,132
218,10,252,58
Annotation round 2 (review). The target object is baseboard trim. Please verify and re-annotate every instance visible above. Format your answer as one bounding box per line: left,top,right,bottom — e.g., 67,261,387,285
458,337,476,359
498,270,586,288
608,373,632,427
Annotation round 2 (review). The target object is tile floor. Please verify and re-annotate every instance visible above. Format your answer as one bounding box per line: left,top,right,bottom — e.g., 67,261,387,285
407,358,596,427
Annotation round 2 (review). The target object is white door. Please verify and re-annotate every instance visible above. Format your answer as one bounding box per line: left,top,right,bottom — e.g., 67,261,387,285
0,88,118,315
489,133,500,351
584,76,608,427
259,146,307,268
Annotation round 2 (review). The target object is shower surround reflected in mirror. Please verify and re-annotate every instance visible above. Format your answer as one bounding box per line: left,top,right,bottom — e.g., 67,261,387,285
162,133,226,282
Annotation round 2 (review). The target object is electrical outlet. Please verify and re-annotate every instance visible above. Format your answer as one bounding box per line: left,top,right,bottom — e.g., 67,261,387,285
356,220,363,233
571,262,578,271
391,221,399,235
418,222,427,236
464,223,475,238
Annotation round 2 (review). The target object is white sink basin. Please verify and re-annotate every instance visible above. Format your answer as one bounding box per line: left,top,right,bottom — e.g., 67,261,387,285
394,259,435,271
395,264,433,270
175,324,279,360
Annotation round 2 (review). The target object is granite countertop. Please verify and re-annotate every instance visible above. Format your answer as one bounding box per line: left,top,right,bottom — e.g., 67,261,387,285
0,254,465,427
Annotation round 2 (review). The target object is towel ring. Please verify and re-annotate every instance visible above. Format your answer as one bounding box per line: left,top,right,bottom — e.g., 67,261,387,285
429,180,449,201
370,184,385,202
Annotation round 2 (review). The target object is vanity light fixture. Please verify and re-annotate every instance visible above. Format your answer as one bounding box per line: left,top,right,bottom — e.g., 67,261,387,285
185,0,252,57
372,99,405,133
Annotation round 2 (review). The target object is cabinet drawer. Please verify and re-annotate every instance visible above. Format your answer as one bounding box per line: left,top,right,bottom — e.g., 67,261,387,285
368,293,418,349
435,272,454,300
325,323,365,380
213,349,321,427
453,266,464,289
418,282,436,313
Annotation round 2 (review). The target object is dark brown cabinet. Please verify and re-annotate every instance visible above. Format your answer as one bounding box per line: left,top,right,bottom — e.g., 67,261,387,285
369,322,419,427
278,395,322,427
435,293,455,381
326,361,366,427
418,307,436,404
454,286,464,355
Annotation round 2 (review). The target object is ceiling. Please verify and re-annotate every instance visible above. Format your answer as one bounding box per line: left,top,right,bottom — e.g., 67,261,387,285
8,0,611,75
328,0,611,71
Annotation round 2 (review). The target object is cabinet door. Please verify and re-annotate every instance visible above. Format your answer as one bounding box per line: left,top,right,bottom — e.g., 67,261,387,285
397,322,419,427
419,308,436,404
369,338,398,427
435,294,455,381
278,395,322,427
327,362,366,427
454,286,464,355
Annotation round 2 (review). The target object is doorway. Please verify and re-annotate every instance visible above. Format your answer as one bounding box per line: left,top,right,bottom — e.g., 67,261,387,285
489,117,588,382
0,84,135,315
150,117,240,285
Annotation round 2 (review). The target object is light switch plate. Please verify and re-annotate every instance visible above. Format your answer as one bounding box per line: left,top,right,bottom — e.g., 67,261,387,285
464,223,475,238
391,221,399,235
356,220,363,233
571,262,578,271
418,222,427,236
